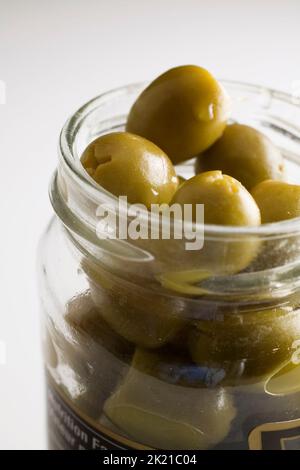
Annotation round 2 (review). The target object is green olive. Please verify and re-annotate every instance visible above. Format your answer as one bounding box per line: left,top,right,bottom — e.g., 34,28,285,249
82,259,186,349
196,124,285,190
245,181,300,270
65,290,133,359
152,171,261,282
104,348,236,449
81,132,178,208
189,306,300,381
171,170,261,225
126,65,231,164
251,180,300,223
50,291,132,419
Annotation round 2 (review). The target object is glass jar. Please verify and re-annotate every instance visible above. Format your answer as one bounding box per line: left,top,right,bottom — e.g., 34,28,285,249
38,81,300,450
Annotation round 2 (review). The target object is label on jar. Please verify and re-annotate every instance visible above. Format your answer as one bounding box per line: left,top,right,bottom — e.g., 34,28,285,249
47,374,300,450
249,419,300,450
47,376,150,450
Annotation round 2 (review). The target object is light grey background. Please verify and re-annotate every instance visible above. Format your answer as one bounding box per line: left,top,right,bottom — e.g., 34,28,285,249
0,0,299,449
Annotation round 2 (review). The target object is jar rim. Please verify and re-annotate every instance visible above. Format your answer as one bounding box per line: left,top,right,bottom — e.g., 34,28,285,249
58,80,300,238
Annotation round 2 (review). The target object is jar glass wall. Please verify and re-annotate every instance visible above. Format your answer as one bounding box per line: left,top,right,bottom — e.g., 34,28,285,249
38,82,300,450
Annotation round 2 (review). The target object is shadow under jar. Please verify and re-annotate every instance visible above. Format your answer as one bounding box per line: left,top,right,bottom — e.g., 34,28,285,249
38,81,300,450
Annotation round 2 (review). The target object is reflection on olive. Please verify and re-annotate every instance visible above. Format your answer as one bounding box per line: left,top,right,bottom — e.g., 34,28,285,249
104,348,236,449
196,124,285,190
126,65,231,164
81,132,178,208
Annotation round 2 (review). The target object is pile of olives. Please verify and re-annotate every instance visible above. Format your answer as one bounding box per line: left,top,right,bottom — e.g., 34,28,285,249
81,64,298,232
80,64,300,289
49,288,300,450
54,65,300,450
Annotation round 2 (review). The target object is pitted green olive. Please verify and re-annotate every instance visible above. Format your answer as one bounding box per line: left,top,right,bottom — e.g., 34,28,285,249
126,65,231,164
82,260,186,349
81,132,178,208
154,171,261,281
247,180,300,270
104,348,236,449
189,306,300,381
251,180,300,223
171,170,261,226
65,290,133,359
196,123,285,190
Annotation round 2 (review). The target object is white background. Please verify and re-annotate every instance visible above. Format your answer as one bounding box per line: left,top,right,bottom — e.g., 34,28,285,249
0,0,300,450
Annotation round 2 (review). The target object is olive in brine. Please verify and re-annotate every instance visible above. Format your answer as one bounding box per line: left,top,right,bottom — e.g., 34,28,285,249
189,306,300,381
104,348,236,449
